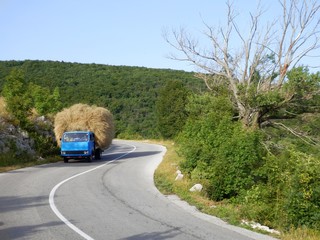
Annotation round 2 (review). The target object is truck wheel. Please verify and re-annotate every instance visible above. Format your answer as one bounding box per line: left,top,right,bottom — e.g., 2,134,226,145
95,149,101,160
64,158,68,163
87,155,93,162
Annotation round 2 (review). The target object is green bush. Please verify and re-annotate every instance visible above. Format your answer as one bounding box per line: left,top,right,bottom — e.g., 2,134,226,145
177,93,265,200
282,150,320,229
207,125,264,200
30,132,59,157
243,148,320,229
0,140,35,167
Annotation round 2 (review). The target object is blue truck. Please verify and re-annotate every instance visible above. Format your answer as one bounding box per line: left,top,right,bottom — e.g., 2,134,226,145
60,131,102,163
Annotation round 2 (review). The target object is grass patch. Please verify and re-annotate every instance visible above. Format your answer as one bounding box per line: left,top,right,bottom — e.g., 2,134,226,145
0,154,61,173
153,140,180,194
153,140,243,225
281,227,320,240
153,139,320,240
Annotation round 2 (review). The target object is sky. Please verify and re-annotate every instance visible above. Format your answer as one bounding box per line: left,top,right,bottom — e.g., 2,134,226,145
0,0,319,72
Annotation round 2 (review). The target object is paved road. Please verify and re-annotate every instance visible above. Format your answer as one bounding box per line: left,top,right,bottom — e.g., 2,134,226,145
0,140,277,240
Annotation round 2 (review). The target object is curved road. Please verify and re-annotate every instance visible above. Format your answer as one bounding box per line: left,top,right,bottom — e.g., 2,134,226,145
0,140,276,240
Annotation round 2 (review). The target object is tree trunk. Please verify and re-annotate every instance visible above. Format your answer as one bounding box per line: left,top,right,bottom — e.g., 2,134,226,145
240,108,261,130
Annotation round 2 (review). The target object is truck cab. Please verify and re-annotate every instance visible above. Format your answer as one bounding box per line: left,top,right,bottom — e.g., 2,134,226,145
60,131,96,163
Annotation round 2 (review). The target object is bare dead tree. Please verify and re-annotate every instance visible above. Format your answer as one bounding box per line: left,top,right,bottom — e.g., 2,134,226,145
164,0,320,128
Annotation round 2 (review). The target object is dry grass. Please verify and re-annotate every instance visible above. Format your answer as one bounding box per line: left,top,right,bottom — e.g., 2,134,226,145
54,103,115,149
0,156,62,173
153,140,214,205
0,166,20,173
0,97,11,119
281,227,320,240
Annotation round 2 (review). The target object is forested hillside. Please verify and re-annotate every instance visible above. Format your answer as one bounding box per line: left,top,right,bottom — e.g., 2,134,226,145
0,60,206,138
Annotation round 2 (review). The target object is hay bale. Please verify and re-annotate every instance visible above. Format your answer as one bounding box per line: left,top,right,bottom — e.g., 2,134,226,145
54,104,114,149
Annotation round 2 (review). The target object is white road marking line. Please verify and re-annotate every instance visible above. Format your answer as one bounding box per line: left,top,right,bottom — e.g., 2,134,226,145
49,143,136,240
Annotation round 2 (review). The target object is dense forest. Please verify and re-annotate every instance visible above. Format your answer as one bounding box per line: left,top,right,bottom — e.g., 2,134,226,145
0,60,206,138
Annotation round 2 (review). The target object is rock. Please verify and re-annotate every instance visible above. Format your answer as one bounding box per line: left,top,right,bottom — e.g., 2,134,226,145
189,184,203,192
241,220,281,235
7,125,15,133
37,116,46,122
18,129,29,139
175,173,184,181
0,116,36,155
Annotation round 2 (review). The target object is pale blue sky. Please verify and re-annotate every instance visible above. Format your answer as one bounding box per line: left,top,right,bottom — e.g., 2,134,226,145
0,0,318,72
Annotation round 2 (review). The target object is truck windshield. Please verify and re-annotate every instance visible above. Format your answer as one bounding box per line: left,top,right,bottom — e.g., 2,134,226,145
63,133,89,142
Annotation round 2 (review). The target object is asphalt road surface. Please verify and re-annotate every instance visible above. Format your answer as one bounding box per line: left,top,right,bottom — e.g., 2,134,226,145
0,140,277,240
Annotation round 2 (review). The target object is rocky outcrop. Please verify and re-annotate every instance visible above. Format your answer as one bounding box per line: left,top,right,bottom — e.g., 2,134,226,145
0,117,35,155
0,116,54,156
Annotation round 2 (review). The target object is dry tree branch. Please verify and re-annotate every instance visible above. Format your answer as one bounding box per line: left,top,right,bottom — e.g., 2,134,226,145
272,121,320,146
164,0,320,128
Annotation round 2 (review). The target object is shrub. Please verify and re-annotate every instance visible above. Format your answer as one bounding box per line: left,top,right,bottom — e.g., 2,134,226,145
0,140,35,167
206,124,264,200
283,150,320,229
30,131,59,157
250,148,320,229
177,93,265,200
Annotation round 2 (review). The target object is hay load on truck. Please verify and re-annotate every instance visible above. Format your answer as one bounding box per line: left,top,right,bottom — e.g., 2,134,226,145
54,104,115,163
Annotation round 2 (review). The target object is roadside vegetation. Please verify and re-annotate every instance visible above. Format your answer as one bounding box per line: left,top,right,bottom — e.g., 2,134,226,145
0,70,61,172
156,0,320,238
154,140,320,240
152,67,320,240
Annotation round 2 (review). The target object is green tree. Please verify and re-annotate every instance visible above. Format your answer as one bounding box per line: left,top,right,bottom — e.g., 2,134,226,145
50,87,63,113
156,80,190,139
2,69,32,127
2,68,62,125
29,84,62,115
285,67,320,114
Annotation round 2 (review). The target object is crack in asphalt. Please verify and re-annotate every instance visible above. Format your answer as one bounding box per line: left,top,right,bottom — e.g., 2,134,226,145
100,150,203,240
